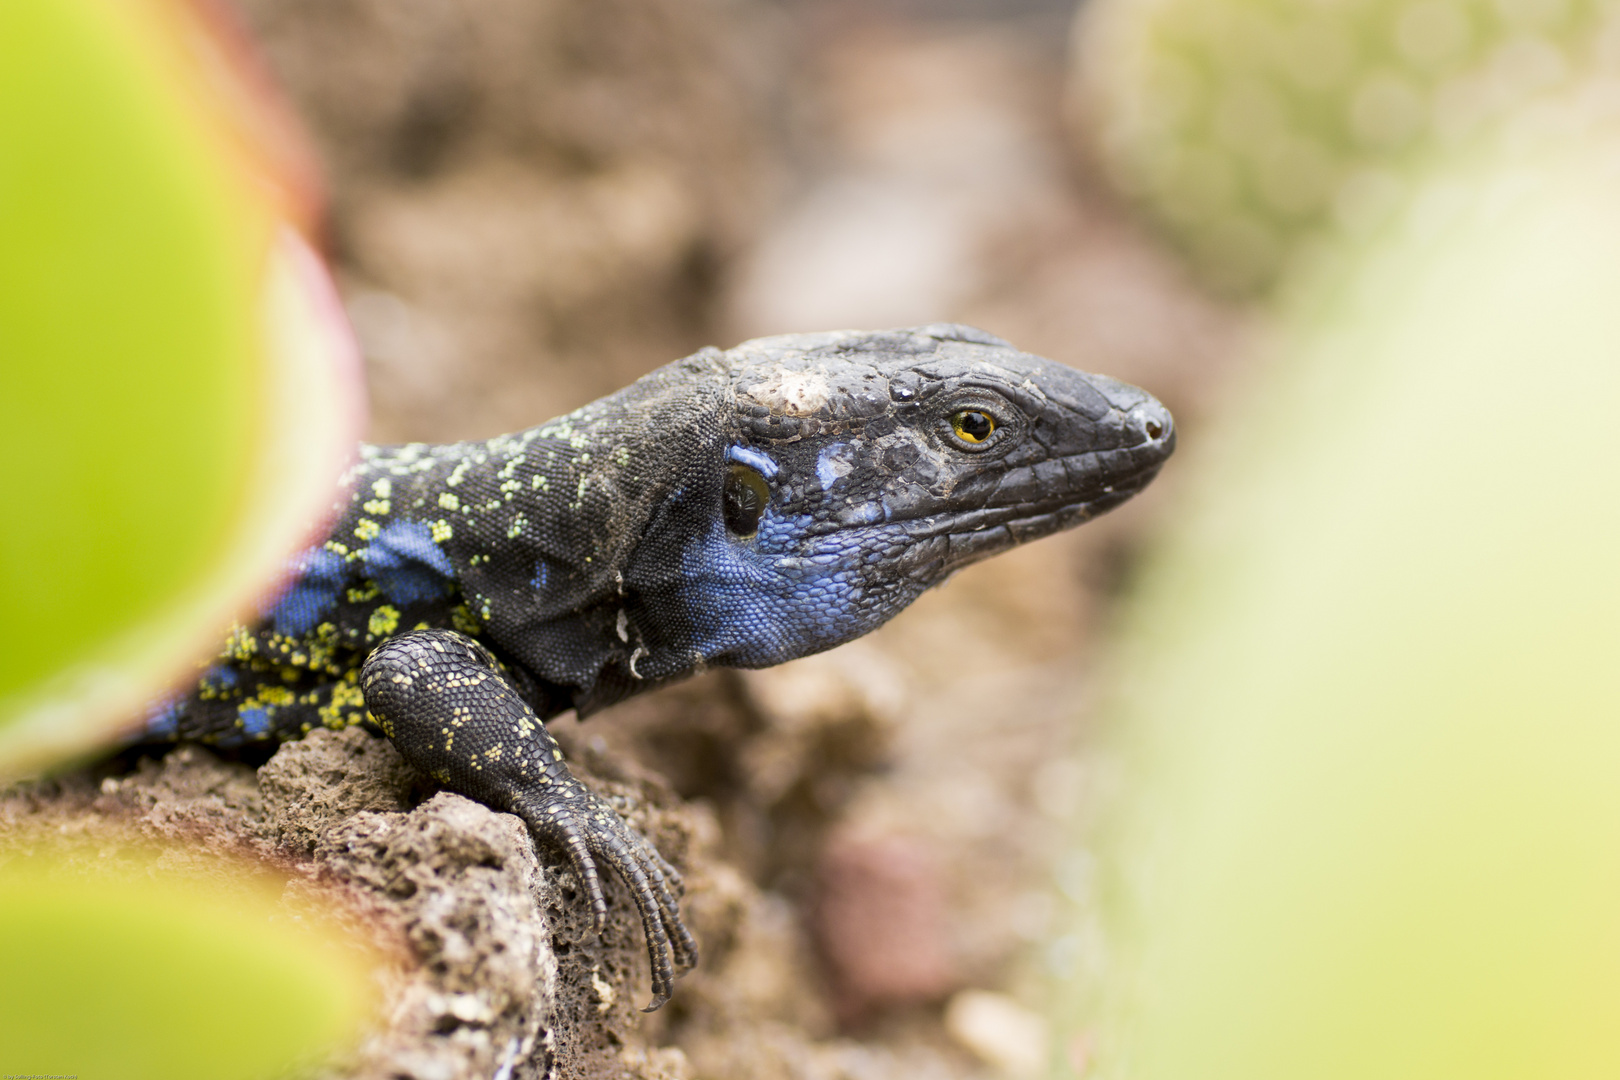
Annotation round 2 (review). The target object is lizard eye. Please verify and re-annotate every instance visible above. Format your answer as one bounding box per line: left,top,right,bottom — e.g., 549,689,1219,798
950,409,997,445
724,463,770,538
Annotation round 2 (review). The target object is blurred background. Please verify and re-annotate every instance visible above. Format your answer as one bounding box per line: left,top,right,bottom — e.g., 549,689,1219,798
8,0,1619,1076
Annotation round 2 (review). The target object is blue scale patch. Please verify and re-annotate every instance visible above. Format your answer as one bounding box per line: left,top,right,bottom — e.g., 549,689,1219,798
200,664,239,692
360,521,456,605
269,546,349,636
240,706,272,739
676,511,877,669
815,443,851,491
727,444,779,479
142,695,182,739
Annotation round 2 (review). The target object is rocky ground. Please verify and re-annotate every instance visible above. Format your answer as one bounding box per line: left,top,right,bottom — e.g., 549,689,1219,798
1,1,1248,1077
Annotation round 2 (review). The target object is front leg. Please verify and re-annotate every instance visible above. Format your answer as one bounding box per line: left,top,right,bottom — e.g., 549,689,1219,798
359,629,698,1010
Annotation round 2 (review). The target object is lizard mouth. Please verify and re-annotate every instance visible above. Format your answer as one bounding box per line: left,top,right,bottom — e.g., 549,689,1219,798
924,468,1156,535
894,432,1174,576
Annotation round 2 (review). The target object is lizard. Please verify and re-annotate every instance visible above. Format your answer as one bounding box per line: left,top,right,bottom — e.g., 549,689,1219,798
135,323,1175,1011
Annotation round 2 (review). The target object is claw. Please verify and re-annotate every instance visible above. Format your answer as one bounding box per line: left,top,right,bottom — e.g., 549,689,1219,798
555,811,611,936
517,785,696,1009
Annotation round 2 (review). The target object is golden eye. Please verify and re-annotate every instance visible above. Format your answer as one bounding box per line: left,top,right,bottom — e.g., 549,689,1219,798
951,409,996,444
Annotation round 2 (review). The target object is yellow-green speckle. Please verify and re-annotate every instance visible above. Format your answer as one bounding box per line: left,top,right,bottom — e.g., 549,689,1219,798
318,671,367,730
368,605,401,639
346,582,380,604
451,604,481,636
256,685,295,707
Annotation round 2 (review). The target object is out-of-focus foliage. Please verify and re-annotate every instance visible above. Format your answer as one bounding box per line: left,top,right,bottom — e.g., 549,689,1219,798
0,0,360,773
0,2,374,1075
1053,111,1620,1079
0,849,377,1080
1072,0,1620,291
1065,0,1620,1073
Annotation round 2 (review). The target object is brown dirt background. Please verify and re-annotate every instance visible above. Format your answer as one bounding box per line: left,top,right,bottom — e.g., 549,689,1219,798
1,1,1249,1077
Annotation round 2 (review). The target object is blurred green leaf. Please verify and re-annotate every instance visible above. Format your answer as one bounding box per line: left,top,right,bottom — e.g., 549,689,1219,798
0,0,360,772
1,3,374,1076
0,0,258,701
1069,128,1620,1078
0,854,376,1080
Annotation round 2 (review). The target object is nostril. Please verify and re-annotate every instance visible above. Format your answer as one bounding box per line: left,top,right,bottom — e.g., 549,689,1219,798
1145,418,1165,440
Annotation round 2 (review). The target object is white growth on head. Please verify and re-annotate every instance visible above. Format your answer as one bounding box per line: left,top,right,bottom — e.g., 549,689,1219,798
751,365,830,416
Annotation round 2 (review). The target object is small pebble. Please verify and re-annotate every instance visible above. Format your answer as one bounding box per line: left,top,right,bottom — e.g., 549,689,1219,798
944,988,1048,1077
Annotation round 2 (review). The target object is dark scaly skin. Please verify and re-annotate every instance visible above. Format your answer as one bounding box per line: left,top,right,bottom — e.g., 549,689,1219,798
138,324,1176,1010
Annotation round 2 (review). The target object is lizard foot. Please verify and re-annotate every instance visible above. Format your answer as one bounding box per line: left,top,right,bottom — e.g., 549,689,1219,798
361,628,698,1010
512,778,699,1010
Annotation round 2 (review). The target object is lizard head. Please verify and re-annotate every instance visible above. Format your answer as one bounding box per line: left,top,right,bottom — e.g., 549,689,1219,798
470,324,1172,717
619,323,1174,679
